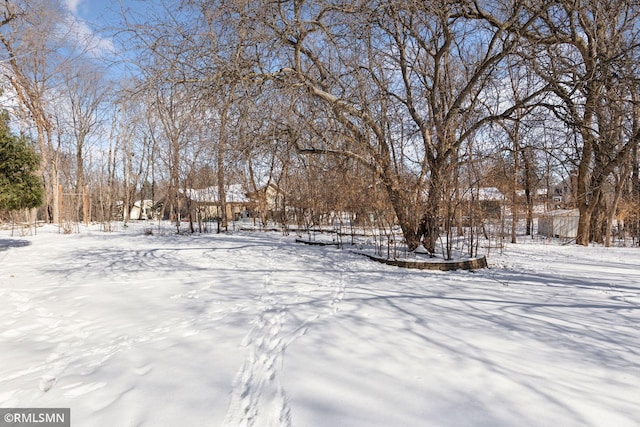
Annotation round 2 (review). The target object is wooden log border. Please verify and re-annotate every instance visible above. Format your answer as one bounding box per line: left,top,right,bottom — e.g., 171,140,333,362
294,239,487,271
356,252,488,271
295,238,340,246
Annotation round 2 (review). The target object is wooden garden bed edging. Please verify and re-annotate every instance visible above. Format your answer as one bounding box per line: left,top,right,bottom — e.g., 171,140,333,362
295,238,340,247
355,252,487,271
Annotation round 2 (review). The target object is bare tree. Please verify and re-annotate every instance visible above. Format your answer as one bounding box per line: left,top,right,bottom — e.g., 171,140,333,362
120,0,259,232
521,0,640,245
0,0,115,225
223,0,546,255
60,62,110,223
0,0,64,222
151,84,188,228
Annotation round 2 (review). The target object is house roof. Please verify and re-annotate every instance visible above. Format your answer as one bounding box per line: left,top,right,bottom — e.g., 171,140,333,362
115,199,155,207
540,209,579,217
516,188,548,197
461,187,505,201
183,185,249,203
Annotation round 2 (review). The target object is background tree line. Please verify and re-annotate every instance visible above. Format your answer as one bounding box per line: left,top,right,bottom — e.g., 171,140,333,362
1,0,640,253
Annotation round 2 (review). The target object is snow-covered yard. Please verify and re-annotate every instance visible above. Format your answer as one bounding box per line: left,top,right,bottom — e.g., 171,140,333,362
0,224,638,426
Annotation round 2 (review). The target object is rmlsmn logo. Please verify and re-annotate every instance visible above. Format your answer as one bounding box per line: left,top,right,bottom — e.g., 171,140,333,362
0,408,69,427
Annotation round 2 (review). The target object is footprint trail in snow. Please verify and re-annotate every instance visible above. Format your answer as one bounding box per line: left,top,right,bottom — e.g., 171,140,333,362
222,245,348,427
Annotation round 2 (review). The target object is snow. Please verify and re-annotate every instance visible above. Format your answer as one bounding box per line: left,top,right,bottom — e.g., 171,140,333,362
1,223,639,426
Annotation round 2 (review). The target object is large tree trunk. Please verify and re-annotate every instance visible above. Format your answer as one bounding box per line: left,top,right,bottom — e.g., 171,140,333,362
383,181,420,251
575,138,594,246
605,169,627,247
590,193,606,244
576,204,595,246
418,210,439,254
419,173,443,254
39,127,59,225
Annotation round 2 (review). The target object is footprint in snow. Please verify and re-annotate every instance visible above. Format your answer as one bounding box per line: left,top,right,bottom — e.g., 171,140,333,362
39,375,56,392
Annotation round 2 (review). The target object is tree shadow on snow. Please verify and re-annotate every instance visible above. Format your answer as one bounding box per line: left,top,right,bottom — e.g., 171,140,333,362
280,251,640,425
0,238,31,252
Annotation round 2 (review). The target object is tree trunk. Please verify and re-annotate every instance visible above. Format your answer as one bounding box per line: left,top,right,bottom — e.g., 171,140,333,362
512,135,520,244
590,195,605,244
383,180,420,251
605,173,626,247
419,176,442,254
76,137,86,222
216,137,227,232
575,138,594,245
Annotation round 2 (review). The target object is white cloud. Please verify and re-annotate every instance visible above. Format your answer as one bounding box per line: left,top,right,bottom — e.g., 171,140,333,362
61,14,116,58
64,0,83,14
55,3,116,60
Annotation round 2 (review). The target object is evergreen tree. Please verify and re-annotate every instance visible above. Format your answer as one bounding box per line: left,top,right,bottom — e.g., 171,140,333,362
0,113,44,212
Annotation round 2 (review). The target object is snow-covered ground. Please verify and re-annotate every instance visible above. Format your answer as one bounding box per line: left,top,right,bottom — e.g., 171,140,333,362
0,223,638,426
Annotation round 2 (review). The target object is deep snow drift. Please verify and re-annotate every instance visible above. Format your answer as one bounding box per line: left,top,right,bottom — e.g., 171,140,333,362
0,223,638,426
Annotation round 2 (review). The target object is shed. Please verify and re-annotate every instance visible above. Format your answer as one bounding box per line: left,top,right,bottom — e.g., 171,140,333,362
538,209,579,238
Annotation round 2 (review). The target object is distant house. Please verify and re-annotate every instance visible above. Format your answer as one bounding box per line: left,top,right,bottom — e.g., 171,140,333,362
245,183,285,222
183,185,252,221
115,200,157,220
538,209,579,238
131,200,157,220
552,172,577,208
516,188,548,200
461,187,505,218
514,188,550,214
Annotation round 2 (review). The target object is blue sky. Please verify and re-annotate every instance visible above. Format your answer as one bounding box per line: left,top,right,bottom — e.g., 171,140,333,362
65,0,127,25
65,0,165,28
61,0,160,76
59,0,122,61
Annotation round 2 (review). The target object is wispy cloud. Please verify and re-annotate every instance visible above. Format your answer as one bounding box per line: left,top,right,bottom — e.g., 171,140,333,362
60,14,116,58
64,0,83,14
59,1,116,59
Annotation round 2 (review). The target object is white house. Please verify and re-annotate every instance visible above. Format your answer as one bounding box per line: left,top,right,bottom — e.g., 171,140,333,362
116,200,157,220
183,185,251,221
460,187,505,218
